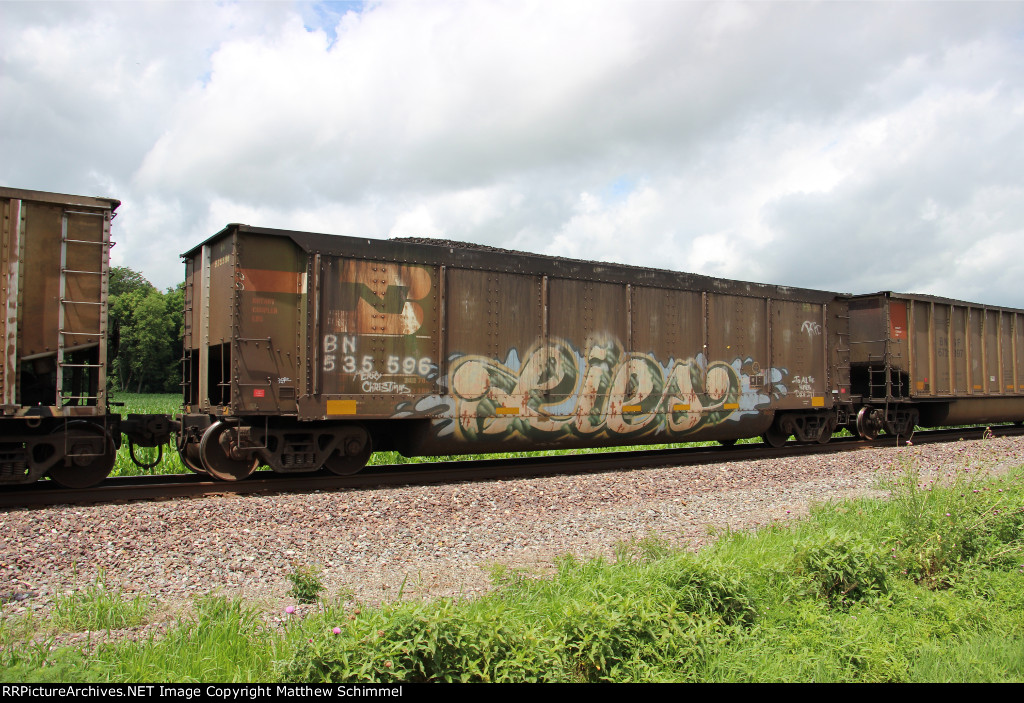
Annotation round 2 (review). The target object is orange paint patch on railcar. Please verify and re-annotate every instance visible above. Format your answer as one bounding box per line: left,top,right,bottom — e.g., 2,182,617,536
238,268,304,294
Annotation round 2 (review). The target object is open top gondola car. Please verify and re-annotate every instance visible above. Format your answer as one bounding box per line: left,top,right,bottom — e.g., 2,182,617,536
178,225,854,480
0,186,120,487
0,187,175,488
847,291,1024,438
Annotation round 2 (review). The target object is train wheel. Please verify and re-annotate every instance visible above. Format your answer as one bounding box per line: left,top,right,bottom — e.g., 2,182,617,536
717,438,738,446
199,422,258,481
325,426,372,476
762,424,788,448
47,423,116,489
817,418,836,445
856,407,881,441
178,441,207,474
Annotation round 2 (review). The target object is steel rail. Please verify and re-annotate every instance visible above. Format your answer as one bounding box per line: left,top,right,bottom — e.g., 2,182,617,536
1,425,1020,510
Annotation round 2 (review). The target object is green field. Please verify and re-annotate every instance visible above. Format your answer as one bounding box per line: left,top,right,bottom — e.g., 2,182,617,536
109,393,186,476
3,460,1022,682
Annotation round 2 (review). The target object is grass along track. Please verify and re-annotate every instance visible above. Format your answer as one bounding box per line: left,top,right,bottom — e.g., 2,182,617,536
2,452,1022,682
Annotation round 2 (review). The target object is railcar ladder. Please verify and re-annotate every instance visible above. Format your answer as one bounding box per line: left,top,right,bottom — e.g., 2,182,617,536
56,210,111,456
833,327,853,425
181,262,194,402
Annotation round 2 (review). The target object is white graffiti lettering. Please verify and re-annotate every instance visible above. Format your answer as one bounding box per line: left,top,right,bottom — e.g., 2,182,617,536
800,321,821,337
792,375,815,398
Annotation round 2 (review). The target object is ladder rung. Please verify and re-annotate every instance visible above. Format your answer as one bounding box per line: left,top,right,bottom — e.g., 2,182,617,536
59,331,103,337
62,238,106,245
58,363,101,369
61,299,104,305
62,269,103,275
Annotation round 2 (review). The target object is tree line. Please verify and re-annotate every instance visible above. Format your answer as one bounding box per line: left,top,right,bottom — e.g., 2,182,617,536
109,266,184,393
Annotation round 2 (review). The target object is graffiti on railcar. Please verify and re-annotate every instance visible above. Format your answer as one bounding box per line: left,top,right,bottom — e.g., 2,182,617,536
327,260,432,336
397,336,786,441
801,320,822,338
320,260,438,395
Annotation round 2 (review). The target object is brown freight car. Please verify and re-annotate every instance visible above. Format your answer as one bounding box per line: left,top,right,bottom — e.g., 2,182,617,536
0,187,174,488
848,292,1024,438
179,224,853,480
0,186,120,487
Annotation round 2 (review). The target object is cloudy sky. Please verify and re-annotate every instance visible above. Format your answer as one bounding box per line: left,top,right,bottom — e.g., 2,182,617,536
3,1,1023,306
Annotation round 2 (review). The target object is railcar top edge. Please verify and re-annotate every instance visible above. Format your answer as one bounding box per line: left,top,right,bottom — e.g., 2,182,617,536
183,222,842,304
0,185,120,211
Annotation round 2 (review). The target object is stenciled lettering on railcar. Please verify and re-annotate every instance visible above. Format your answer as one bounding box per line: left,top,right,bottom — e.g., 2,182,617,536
321,333,433,391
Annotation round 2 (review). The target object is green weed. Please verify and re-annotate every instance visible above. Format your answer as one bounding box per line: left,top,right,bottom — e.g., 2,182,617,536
105,594,278,683
794,530,889,607
51,573,153,633
286,564,325,605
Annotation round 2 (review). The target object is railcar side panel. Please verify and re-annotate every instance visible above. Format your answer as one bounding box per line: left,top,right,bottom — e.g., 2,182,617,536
1000,312,1015,394
315,255,439,414
234,232,306,415
432,277,786,453
204,236,236,409
953,306,968,393
707,294,767,370
20,201,63,359
445,268,543,414
630,287,702,363
1,197,20,408
969,309,984,394
771,300,828,409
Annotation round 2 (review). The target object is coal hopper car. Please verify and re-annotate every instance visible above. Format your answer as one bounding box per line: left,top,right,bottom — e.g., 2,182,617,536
846,292,1024,438
178,225,853,480
0,187,172,488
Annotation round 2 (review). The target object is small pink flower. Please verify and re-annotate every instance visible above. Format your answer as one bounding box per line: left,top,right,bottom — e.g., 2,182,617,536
333,627,341,635
285,606,295,614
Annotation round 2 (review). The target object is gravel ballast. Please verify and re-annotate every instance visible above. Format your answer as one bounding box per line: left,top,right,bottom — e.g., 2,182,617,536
2,436,1022,620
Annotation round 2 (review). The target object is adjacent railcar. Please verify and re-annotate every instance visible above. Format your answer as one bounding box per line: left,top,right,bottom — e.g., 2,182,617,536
0,187,174,488
847,292,1024,438
178,224,852,480
0,187,120,487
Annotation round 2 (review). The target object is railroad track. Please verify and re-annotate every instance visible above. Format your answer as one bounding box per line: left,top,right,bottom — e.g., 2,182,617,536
2,425,1020,509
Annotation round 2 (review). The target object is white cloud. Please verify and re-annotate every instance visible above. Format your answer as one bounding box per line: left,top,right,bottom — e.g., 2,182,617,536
1,0,1023,308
